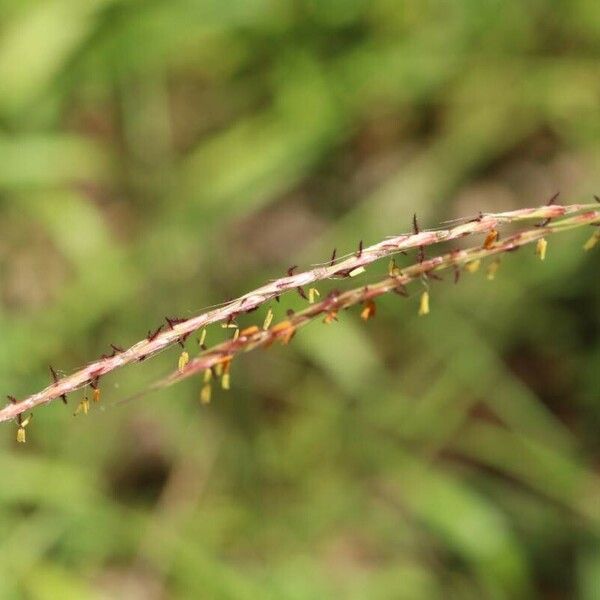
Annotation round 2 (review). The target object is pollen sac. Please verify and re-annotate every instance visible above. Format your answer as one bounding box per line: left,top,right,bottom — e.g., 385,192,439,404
178,351,190,373
308,287,320,304
418,291,430,316
464,259,481,273
16,414,32,443
349,266,366,278
323,310,339,324
536,237,548,261
483,229,499,249
200,383,212,405
486,259,501,281
583,230,600,251
221,373,231,390
203,368,212,383
233,328,240,341
263,308,274,330
388,258,401,277
198,328,207,347
360,300,376,321
74,398,90,416
92,388,101,403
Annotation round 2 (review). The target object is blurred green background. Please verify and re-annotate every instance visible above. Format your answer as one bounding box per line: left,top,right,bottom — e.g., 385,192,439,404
1,1,600,598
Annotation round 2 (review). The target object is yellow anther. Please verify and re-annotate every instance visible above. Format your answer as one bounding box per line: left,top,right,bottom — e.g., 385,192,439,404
74,398,89,416
16,426,26,443
263,308,274,330
233,328,240,341
308,288,320,304
221,322,238,329
483,229,498,249
323,310,338,324
536,237,548,261
178,351,190,373
486,259,501,281
92,388,101,403
221,373,230,390
465,259,481,273
583,230,600,251
349,266,366,277
200,383,212,405
418,291,430,316
388,258,401,277
203,368,212,383
16,414,32,443
360,300,376,321
199,328,207,346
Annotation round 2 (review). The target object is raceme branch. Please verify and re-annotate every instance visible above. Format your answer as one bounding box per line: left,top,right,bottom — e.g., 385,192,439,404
2,202,598,430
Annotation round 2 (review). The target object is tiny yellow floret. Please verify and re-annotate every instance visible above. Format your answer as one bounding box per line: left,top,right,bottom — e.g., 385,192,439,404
75,398,89,416
199,328,207,346
178,351,190,373
536,238,548,261
308,288,320,304
418,291,430,316
92,388,101,403
360,300,376,321
203,368,212,383
263,308,274,330
200,383,212,405
221,373,230,390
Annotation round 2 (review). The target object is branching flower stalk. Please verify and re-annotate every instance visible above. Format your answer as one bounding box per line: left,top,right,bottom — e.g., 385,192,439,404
1,203,598,428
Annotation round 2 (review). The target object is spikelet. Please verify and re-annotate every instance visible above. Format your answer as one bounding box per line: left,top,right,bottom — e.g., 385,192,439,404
308,288,320,304
483,229,499,249
203,368,212,383
536,238,548,261
199,328,207,347
418,291,430,316
178,351,190,373
16,414,32,443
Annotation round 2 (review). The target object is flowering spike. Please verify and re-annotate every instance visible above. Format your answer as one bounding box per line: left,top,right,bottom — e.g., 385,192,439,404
200,383,212,405
483,229,499,249
263,308,274,330
465,259,481,273
486,259,501,280
418,291,430,316
583,230,600,251
308,288,320,304
536,238,548,261
360,300,376,321
178,351,190,373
